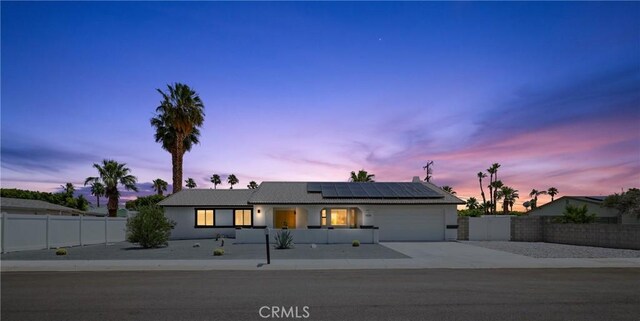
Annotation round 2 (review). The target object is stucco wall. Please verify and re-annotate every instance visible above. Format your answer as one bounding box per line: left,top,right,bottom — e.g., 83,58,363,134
164,207,236,239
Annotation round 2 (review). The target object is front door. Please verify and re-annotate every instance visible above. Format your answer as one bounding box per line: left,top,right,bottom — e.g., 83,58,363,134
274,209,296,229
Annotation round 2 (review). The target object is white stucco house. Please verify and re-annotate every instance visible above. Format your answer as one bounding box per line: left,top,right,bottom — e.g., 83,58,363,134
158,177,464,243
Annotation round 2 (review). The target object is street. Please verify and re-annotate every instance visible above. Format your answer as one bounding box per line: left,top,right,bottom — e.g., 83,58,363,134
2,268,639,321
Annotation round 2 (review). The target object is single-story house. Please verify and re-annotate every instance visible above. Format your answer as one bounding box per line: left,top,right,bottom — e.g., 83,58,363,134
0,197,103,216
158,177,464,243
528,196,639,224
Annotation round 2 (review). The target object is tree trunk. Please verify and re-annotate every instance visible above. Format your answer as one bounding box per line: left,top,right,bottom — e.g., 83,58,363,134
172,134,185,194
96,196,100,208
479,178,487,215
487,175,493,215
107,194,118,217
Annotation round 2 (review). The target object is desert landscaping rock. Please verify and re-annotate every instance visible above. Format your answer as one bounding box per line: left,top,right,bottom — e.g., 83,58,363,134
464,241,640,258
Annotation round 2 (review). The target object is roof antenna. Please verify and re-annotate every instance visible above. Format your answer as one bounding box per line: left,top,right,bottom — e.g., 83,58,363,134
422,161,434,182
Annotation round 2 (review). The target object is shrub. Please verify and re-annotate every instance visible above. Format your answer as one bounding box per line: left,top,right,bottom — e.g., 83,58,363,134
56,248,67,256
125,194,166,211
352,240,360,247
213,248,224,256
555,204,596,223
457,209,483,217
126,205,175,248
275,230,294,249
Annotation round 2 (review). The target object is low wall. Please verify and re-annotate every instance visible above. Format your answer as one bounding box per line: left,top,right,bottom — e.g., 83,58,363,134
511,216,543,242
457,217,469,240
469,215,511,241
544,223,640,250
1,213,127,253
235,228,378,244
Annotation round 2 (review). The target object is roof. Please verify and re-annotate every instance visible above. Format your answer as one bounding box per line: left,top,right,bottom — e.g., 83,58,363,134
0,197,83,214
248,181,464,205
528,195,606,214
158,189,256,207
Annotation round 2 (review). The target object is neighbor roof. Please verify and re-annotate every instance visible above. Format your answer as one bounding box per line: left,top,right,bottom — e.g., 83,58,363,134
248,181,464,205
158,189,256,207
528,195,607,213
0,197,83,214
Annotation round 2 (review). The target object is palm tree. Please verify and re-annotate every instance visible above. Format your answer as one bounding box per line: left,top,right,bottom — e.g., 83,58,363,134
441,186,456,195
477,172,488,214
152,179,168,196
497,186,519,214
227,174,239,189
489,180,504,214
487,163,501,214
349,169,375,182
150,83,205,194
61,183,75,196
547,187,559,201
84,180,105,207
85,160,138,217
210,174,222,189
466,197,479,210
185,178,197,189
247,181,259,189
523,201,531,211
529,189,547,209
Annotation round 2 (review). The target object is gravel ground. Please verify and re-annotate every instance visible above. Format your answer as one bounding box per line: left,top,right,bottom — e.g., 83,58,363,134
463,241,640,258
0,239,408,260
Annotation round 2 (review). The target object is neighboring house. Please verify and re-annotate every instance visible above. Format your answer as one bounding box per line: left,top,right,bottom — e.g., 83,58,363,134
528,196,638,224
159,177,464,242
90,207,137,218
0,197,103,216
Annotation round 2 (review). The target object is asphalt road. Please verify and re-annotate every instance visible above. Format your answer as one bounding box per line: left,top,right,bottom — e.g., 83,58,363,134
2,269,639,321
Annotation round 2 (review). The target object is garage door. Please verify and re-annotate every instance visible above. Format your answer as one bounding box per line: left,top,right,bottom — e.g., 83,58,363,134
375,208,444,241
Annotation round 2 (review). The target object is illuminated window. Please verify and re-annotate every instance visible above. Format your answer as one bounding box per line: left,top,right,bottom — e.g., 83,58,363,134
330,209,348,226
234,209,252,226
321,209,327,226
196,209,214,227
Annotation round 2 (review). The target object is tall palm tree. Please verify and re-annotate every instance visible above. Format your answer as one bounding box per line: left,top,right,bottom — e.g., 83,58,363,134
61,183,75,196
185,178,197,189
210,174,221,189
349,169,375,182
247,181,259,189
529,189,547,209
497,186,519,214
477,172,488,214
547,187,559,201
441,185,456,195
152,179,168,196
466,197,479,210
488,163,501,214
85,160,138,217
523,201,531,211
84,179,105,207
150,83,205,194
227,174,239,189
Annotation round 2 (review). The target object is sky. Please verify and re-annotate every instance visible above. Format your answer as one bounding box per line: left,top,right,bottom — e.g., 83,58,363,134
2,2,639,209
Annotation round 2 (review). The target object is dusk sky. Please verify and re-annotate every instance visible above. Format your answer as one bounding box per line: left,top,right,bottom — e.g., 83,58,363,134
2,2,639,208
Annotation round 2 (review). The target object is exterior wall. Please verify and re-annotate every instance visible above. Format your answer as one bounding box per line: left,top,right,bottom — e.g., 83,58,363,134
361,204,454,241
0,213,126,253
544,223,640,250
457,217,469,240
530,199,618,218
164,207,236,239
511,216,544,242
236,228,378,244
469,215,511,241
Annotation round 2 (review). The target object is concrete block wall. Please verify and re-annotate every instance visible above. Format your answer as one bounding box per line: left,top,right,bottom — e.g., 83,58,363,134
511,216,543,242
544,223,640,250
457,217,469,240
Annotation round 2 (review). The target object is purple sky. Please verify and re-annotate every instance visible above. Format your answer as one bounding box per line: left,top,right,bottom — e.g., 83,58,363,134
2,2,639,208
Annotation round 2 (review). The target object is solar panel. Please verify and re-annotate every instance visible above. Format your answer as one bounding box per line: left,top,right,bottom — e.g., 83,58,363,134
307,182,322,193
321,184,338,197
335,184,353,197
308,182,444,199
348,183,369,198
363,184,384,197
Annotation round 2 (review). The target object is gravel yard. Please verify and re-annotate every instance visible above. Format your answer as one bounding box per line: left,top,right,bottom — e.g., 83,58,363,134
463,241,640,258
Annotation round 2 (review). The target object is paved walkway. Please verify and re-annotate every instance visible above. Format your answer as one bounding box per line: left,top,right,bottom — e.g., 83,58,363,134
2,242,639,271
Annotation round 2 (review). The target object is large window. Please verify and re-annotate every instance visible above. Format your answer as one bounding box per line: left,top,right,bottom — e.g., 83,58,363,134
196,209,214,227
330,209,348,226
235,209,252,226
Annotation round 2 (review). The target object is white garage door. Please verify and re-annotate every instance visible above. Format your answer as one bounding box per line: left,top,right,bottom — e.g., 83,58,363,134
375,208,444,241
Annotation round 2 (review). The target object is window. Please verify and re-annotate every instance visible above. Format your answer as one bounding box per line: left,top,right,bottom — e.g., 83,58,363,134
196,209,214,227
235,209,252,226
321,209,327,226
330,209,348,226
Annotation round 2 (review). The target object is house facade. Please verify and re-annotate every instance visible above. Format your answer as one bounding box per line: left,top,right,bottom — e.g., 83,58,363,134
159,177,464,243
528,196,639,224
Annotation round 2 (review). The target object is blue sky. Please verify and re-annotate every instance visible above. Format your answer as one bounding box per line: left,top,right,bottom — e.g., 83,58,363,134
2,2,639,207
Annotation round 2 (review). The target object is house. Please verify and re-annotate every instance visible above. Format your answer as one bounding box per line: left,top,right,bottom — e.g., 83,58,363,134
158,177,464,243
0,197,103,216
528,196,638,224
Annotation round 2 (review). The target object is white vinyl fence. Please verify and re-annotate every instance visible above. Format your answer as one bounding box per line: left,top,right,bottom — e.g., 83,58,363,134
469,215,511,241
0,213,127,253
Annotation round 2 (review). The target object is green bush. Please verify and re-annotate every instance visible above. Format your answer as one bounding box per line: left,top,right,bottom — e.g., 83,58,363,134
56,248,67,256
457,209,483,217
555,204,596,223
126,205,175,248
213,248,224,256
275,230,294,249
352,240,360,247
125,194,167,211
